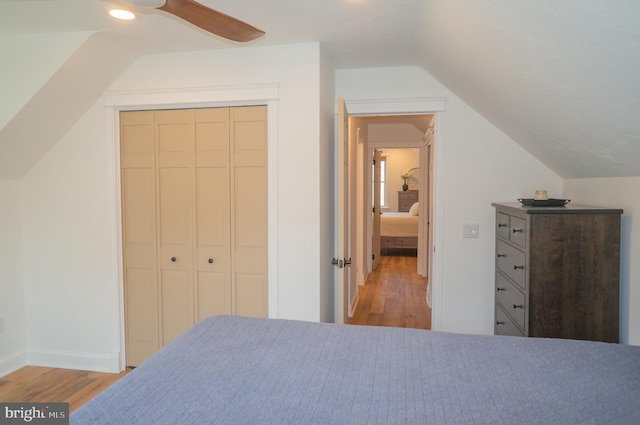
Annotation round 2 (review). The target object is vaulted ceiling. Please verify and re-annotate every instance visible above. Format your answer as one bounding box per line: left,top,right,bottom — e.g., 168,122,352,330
1,0,639,178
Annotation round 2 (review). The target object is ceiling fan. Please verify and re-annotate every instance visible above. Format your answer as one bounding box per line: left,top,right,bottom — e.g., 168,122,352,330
120,0,265,42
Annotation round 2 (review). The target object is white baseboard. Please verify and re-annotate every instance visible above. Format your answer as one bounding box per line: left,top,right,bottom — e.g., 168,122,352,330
25,349,121,373
0,351,26,378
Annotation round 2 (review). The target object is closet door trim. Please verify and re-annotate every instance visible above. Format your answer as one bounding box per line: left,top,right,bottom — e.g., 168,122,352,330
106,84,279,371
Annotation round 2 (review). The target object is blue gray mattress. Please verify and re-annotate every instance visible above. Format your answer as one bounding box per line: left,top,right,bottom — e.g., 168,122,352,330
71,315,640,424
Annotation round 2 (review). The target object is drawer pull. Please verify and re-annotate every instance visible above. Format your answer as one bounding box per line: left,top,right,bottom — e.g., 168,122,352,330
498,223,507,228
497,253,506,258
496,287,506,292
513,304,524,309
512,228,523,233
496,321,505,325
208,258,214,264
513,265,524,270
171,257,177,262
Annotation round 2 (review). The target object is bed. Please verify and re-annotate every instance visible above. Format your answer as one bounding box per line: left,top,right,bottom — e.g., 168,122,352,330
71,315,640,424
380,210,418,254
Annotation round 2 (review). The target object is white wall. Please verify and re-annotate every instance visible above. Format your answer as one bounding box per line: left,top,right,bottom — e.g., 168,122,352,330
21,102,121,371
337,66,563,335
0,32,92,129
564,177,640,346
0,181,25,376
18,43,327,372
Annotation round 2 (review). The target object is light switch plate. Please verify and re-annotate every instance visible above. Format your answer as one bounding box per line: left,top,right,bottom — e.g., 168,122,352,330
463,223,480,238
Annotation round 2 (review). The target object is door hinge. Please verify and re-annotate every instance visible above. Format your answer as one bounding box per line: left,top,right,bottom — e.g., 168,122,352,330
372,207,375,213
372,254,375,260
372,159,376,165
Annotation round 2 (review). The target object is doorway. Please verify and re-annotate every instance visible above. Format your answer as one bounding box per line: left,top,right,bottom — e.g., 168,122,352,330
348,113,434,329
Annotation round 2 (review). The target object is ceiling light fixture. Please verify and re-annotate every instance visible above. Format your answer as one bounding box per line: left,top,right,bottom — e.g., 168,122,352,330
109,9,136,20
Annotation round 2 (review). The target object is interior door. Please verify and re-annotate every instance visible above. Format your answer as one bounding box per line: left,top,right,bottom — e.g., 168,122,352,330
372,149,383,270
426,137,435,307
337,97,350,324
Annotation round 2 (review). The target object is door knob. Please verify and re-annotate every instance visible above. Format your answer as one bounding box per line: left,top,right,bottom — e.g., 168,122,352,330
208,258,214,264
171,257,176,262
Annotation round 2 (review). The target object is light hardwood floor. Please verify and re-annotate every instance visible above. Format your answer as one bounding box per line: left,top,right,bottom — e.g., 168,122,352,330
348,255,431,329
0,366,129,413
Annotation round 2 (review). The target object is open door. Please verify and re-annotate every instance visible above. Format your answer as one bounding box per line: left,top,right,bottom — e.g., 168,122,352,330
426,118,435,307
336,97,350,324
371,149,383,270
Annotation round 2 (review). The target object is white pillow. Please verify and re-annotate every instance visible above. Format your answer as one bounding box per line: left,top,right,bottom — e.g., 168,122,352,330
409,202,419,216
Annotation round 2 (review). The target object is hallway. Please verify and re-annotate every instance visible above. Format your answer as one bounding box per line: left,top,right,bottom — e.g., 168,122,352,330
348,256,431,329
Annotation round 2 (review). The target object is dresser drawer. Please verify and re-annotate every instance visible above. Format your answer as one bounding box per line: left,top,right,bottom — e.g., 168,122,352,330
509,216,526,248
495,304,524,337
496,240,526,289
397,191,418,212
381,236,417,248
496,272,526,331
496,212,509,240
399,201,416,212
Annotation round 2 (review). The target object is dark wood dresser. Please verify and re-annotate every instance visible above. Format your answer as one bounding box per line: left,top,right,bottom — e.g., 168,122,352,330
492,202,622,342
398,190,418,212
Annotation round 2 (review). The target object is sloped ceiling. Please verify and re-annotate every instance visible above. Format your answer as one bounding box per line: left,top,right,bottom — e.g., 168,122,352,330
1,0,639,178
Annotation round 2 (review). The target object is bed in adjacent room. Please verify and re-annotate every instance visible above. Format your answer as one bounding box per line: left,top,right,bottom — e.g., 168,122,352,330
71,315,640,425
380,205,419,254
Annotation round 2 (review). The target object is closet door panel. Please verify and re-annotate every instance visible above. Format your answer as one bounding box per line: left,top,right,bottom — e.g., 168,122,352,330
122,168,156,267
197,272,232,319
120,110,155,168
157,109,195,343
157,109,193,167
195,107,229,167
120,111,158,367
232,106,267,167
124,268,158,365
231,106,268,317
195,167,231,319
236,274,268,318
158,168,193,267
194,108,232,319
161,269,194,345
234,166,267,273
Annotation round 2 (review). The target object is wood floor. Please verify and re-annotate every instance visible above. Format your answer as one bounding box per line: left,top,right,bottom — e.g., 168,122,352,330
0,366,129,413
349,255,431,329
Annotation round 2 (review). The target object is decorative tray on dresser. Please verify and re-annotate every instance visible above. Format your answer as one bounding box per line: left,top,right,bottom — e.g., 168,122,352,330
492,202,622,342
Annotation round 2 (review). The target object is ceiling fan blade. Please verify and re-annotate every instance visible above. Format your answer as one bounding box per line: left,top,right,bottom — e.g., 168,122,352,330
158,0,265,42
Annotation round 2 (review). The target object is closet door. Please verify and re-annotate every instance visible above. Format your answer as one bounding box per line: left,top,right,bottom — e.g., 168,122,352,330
194,108,232,319
156,109,195,345
120,111,159,366
231,106,268,317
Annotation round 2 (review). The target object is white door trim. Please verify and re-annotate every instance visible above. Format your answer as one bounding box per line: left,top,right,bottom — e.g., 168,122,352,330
104,84,280,370
344,97,446,332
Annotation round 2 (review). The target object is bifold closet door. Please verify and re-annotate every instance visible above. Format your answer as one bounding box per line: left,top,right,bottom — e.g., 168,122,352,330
194,108,232,319
156,109,195,345
122,106,268,367
120,111,159,367
231,106,268,317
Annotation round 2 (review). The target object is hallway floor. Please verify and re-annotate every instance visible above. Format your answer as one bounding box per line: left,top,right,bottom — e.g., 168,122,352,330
348,255,431,329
